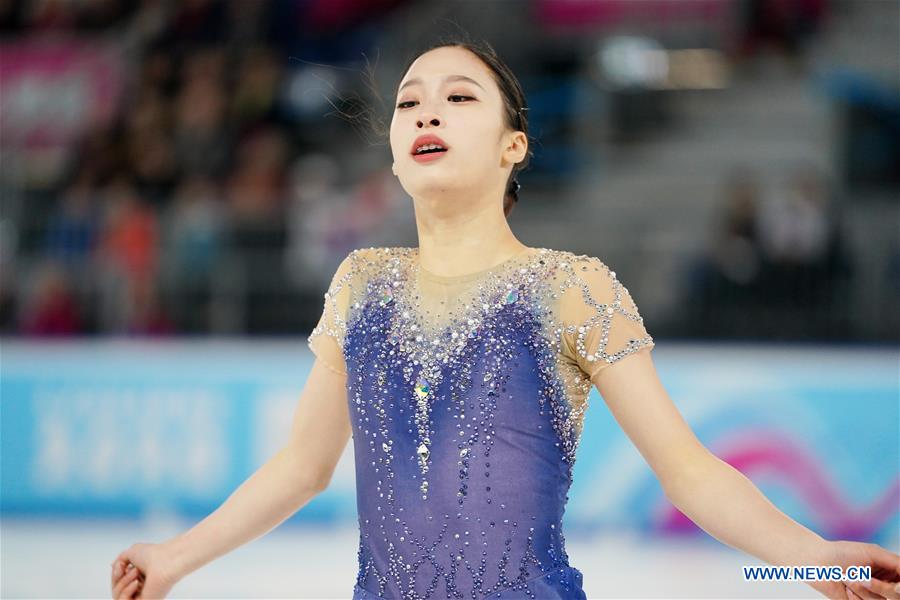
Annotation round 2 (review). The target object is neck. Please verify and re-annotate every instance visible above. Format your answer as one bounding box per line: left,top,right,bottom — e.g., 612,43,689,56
411,191,527,278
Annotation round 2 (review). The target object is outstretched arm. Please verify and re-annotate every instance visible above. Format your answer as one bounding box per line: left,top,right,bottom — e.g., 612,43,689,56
165,357,352,577
591,349,899,600
111,357,352,598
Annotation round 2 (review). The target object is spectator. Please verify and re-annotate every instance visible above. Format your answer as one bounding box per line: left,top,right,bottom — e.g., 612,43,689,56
159,174,225,331
173,77,230,178
44,172,100,269
128,132,179,208
19,259,84,336
126,275,175,336
684,167,767,336
230,45,285,131
93,178,159,332
284,152,351,291
755,163,850,334
96,177,159,279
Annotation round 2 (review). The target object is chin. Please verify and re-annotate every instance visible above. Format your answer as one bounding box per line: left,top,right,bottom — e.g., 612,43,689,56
405,172,460,195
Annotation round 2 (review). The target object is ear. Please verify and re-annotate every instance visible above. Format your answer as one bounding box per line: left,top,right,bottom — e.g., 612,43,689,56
502,131,528,166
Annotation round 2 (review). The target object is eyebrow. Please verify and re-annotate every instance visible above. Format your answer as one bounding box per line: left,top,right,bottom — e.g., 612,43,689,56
398,74,486,93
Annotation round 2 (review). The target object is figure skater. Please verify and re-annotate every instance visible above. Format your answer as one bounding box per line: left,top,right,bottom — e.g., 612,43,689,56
111,38,900,600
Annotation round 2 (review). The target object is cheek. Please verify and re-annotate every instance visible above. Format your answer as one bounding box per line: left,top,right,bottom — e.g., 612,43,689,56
390,132,408,161
389,121,404,158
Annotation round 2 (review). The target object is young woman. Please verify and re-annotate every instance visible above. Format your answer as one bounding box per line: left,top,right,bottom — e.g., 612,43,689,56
111,39,900,600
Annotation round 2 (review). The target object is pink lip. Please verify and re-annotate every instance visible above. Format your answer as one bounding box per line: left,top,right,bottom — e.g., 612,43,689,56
410,134,450,162
412,150,448,163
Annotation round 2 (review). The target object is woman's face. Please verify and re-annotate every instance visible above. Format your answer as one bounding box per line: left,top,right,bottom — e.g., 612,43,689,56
389,46,526,205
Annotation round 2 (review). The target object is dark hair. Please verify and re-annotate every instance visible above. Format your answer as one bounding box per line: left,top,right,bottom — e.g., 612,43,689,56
360,36,533,218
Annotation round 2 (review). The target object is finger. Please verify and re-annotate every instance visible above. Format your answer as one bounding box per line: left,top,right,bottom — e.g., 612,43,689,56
862,577,900,599
867,577,900,600
846,581,886,600
825,582,847,600
114,555,131,580
136,577,157,600
116,548,132,565
113,567,139,598
845,584,863,600
124,575,142,600
113,567,138,594
119,577,141,600
110,560,124,589
867,543,900,575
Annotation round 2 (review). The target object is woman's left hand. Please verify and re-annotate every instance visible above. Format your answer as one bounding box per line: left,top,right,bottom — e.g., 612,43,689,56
807,540,900,600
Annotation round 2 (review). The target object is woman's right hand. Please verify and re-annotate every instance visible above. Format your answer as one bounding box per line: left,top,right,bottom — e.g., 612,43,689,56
110,542,180,599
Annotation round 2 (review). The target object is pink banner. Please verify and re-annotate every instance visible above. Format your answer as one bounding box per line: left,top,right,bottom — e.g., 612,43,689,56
535,0,729,28
0,37,123,149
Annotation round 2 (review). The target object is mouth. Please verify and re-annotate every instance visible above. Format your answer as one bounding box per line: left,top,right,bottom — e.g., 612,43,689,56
410,135,450,163
411,147,448,163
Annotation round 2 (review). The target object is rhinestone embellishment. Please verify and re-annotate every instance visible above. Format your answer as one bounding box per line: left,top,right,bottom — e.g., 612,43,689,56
305,246,655,598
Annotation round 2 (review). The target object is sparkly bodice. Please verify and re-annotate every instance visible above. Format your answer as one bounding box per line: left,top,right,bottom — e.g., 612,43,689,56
308,246,654,599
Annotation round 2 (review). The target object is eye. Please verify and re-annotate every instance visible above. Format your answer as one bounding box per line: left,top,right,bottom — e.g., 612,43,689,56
395,95,475,109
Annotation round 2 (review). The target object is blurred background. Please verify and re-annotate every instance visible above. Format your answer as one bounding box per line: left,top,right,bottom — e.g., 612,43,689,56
1,0,897,598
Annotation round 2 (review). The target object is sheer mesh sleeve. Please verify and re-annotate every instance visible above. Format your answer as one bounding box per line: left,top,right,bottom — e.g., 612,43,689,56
558,255,655,381
307,250,358,376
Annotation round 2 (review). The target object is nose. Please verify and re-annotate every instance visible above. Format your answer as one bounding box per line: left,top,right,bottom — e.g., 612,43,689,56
417,114,441,128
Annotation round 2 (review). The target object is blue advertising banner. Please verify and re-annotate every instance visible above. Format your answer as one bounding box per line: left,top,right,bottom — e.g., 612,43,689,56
1,340,896,545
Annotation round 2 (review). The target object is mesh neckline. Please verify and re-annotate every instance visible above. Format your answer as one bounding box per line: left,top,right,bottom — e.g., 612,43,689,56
414,246,535,284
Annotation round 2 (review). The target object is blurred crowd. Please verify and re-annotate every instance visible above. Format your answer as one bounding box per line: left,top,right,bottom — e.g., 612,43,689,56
0,0,411,336
0,0,894,341
686,163,855,339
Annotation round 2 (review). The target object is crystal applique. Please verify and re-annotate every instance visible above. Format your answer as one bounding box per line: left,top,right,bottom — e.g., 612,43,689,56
413,376,430,399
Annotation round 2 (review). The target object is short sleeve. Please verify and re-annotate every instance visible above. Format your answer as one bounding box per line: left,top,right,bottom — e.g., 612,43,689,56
558,255,655,381
307,250,357,376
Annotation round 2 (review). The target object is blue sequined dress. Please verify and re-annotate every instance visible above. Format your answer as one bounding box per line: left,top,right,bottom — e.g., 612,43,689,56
308,246,655,599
